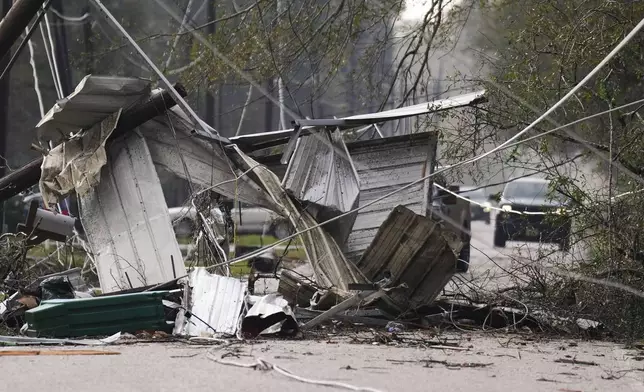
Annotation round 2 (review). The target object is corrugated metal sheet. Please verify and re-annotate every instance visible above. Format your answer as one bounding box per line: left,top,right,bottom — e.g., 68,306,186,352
36,75,151,144
79,132,185,293
233,146,367,293
174,268,247,336
139,109,277,210
230,90,485,148
283,130,359,212
345,133,434,260
282,130,360,247
356,205,459,312
251,132,436,260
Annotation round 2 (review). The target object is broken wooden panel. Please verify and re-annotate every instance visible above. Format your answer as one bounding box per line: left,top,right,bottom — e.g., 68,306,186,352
79,131,186,293
232,146,367,294
282,130,360,247
356,205,460,311
139,110,277,210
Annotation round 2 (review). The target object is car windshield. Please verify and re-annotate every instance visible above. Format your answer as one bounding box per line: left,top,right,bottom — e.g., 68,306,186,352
504,180,565,202
460,187,486,201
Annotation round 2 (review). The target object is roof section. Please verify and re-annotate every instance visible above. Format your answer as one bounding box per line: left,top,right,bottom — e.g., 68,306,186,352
36,75,151,144
229,90,485,151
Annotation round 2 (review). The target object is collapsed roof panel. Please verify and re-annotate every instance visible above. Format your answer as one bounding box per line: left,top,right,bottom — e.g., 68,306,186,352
356,205,460,313
36,75,151,144
140,110,278,211
80,132,185,293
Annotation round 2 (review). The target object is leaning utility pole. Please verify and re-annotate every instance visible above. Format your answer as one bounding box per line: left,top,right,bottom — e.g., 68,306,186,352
0,0,46,60
0,0,11,232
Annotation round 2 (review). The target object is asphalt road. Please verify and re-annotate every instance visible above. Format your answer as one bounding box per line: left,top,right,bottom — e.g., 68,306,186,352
2,333,642,392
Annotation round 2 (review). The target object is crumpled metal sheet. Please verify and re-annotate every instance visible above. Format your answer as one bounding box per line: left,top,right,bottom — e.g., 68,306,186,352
173,268,247,337
39,111,121,209
282,130,360,247
283,130,360,213
232,146,367,293
241,294,297,337
79,131,185,293
139,109,278,210
36,75,151,144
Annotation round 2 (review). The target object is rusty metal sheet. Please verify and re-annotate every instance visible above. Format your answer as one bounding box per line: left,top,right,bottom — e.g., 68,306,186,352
356,205,460,311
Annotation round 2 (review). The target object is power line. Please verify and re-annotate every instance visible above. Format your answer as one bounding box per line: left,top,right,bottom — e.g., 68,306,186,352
208,17,644,266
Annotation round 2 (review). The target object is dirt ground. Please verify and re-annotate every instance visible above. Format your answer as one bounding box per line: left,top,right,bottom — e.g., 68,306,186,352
2,332,642,392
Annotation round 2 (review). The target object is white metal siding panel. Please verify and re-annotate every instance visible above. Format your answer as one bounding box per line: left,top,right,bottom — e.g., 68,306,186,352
80,131,185,293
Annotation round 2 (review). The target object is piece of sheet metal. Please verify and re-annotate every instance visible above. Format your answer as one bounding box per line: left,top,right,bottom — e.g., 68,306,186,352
140,109,277,210
252,132,437,260
173,268,247,337
282,130,360,247
79,131,185,293
232,146,367,293
356,205,460,312
229,90,485,150
344,133,435,260
36,75,151,144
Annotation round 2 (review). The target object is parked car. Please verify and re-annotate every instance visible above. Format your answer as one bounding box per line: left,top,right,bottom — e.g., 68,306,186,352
493,177,571,250
460,186,491,224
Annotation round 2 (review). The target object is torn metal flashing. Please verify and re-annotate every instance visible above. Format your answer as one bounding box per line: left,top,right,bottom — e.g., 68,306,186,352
356,205,460,312
229,90,485,151
173,268,246,337
139,109,277,210
231,146,368,293
36,75,151,144
282,130,360,247
79,131,185,293
39,111,121,208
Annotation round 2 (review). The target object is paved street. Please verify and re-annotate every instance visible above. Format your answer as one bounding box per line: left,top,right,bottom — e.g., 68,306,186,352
3,334,642,392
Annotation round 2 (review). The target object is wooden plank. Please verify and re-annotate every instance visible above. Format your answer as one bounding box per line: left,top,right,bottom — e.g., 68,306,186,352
0,350,120,356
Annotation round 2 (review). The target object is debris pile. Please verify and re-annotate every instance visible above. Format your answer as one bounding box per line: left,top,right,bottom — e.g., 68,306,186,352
0,75,489,341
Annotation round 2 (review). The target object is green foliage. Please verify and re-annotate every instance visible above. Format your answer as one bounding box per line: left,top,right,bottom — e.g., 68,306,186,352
474,0,644,339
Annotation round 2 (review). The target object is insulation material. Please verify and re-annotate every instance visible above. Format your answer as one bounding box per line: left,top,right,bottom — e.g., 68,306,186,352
139,110,277,210
232,146,367,294
79,131,185,293
36,75,151,144
39,111,121,209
